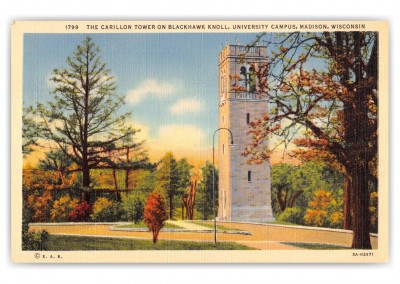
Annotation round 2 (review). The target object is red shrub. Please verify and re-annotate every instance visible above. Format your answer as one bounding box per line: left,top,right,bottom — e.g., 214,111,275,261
69,201,93,222
144,192,168,243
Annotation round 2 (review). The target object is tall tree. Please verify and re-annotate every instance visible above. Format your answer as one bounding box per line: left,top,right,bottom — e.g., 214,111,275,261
176,158,193,193
290,143,352,229
22,106,39,155
30,37,136,202
271,163,303,214
243,32,378,248
196,161,218,220
132,170,156,195
271,162,344,220
155,152,179,219
176,158,194,219
155,155,192,220
182,179,197,220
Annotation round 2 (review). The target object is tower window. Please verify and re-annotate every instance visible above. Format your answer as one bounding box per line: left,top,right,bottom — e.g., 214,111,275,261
248,171,252,182
240,66,248,91
249,66,256,93
221,75,225,97
246,113,250,124
222,144,225,155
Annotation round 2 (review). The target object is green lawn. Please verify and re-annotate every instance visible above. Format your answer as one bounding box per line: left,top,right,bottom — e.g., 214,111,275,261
114,222,183,229
282,242,350,250
44,235,253,250
191,221,243,232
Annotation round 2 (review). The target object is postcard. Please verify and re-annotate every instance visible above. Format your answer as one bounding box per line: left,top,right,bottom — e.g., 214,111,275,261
11,20,388,263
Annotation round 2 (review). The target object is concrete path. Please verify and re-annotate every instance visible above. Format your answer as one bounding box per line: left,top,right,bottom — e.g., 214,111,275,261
166,220,210,230
30,221,378,250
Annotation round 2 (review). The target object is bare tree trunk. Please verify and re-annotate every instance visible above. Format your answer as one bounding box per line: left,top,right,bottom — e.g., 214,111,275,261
125,169,130,189
169,195,173,220
182,202,185,220
276,190,286,212
125,147,130,189
81,163,91,203
343,176,352,230
347,39,372,248
113,169,118,190
112,168,121,201
350,165,371,249
152,229,159,243
283,189,289,208
288,190,303,208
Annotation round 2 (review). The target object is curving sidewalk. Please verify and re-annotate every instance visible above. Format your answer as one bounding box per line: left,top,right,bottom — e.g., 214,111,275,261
29,221,378,250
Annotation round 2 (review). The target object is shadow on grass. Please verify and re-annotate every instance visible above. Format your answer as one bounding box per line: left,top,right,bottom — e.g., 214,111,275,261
114,222,183,229
282,242,350,250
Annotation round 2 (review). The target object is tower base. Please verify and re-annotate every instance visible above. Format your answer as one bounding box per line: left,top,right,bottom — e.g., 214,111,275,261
221,205,276,223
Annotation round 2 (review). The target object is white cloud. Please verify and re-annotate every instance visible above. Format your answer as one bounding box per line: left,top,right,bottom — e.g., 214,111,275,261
169,98,203,114
126,79,178,104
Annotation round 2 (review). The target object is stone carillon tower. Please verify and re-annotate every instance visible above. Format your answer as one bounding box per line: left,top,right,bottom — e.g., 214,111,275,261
217,44,275,222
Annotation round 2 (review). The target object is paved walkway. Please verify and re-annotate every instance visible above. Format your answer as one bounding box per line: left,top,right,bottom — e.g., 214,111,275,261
30,221,378,250
166,220,210,230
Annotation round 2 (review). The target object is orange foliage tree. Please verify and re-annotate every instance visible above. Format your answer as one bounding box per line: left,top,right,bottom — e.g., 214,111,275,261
28,192,52,222
23,168,58,223
304,189,343,228
23,165,80,223
144,192,168,243
50,195,79,222
27,192,52,222
290,138,353,230
243,32,378,249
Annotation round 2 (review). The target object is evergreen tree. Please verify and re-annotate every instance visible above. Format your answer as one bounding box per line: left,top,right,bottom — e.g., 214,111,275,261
29,37,137,202
196,161,218,220
155,152,179,219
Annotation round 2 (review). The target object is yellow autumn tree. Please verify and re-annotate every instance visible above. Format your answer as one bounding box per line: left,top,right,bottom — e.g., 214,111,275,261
92,197,113,216
50,195,79,222
304,189,343,228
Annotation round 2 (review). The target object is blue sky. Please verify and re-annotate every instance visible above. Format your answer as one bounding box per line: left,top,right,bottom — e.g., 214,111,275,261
23,33,264,163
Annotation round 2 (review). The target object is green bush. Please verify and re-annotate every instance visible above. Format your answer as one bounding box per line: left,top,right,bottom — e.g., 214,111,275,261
22,230,49,251
91,197,113,221
122,193,144,223
91,203,126,222
277,207,305,225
